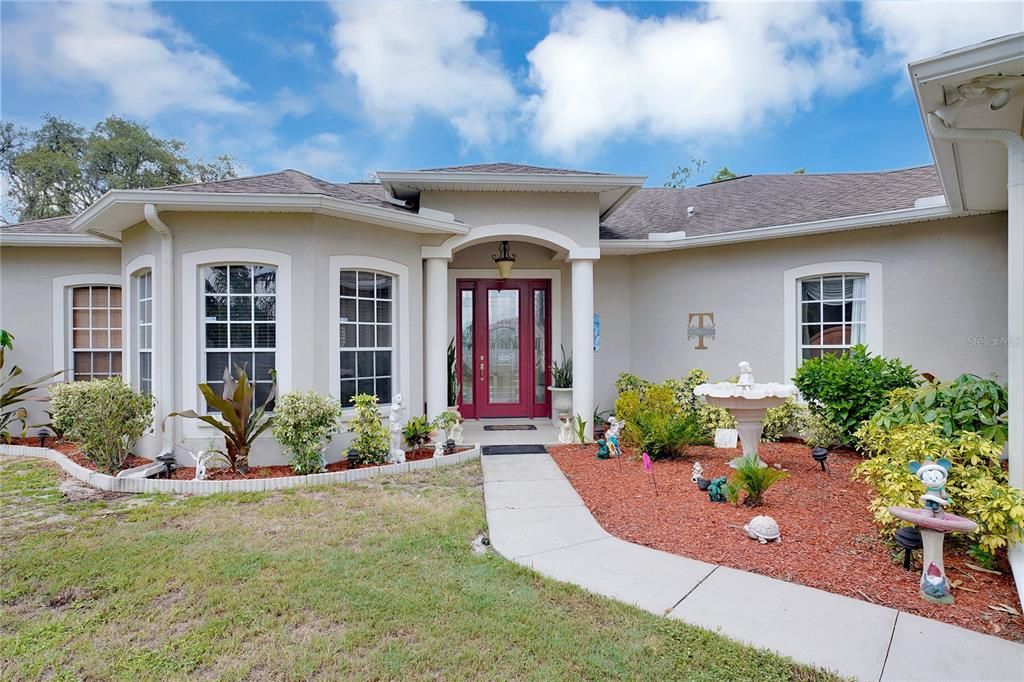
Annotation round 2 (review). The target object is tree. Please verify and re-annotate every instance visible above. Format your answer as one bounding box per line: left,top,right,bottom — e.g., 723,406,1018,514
663,156,706,188
793,167,807,175
1,114,238,222
709,166,737,183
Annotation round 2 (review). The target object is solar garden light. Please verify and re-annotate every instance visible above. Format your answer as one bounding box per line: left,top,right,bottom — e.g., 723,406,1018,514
444,438,456,456
894,527,924,571
37,428,50,449
347,448,360,470
156,451,177,479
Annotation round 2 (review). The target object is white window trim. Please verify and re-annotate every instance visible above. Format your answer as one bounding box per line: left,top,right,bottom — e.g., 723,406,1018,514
329,256,410,418
783,261,883,382
181,248,292,439
123,254,157,392
51,273,123,379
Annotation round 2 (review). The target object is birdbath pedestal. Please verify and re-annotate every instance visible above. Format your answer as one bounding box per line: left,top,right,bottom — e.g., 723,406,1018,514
887,506,978,605
694,362,797,468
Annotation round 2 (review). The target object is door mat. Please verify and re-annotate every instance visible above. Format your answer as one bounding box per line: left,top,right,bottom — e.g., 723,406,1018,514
482,445,548,456
482,424,537,432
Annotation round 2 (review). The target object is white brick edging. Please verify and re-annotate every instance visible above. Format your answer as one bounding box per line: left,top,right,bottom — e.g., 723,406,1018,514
0,444,481,496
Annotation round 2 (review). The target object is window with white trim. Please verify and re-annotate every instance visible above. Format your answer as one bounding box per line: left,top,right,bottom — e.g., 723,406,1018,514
339,270,392,406
202,264,277,410
71,285,122,380
136,270,153,395
799,274,866,361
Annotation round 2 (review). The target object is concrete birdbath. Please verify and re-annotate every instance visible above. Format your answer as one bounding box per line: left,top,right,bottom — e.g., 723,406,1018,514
888,506,977,605
693,362,797,468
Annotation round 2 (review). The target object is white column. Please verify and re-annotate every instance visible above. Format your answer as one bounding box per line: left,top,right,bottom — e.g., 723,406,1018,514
1008,169,1024,489
571,258,595,440
424,257,449,420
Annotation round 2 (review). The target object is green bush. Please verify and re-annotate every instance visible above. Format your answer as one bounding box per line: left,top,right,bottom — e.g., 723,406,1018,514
272,391,344,475
729,455,788,506
800,412,844,449
403,415,433,450
614,369,734,440
348,394,389,465
614,372,652,396
49,379,154,474
626,410,705,460
853,422,1024,557
864,374,1007,445
761,400,807,442
793,345,917,445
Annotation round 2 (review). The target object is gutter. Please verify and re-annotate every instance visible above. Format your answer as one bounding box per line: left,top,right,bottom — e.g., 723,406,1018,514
926,111,1024,608
143,204,176,455
0,233,118,247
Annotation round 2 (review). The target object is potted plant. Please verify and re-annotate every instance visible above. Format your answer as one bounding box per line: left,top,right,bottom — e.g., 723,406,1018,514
548,345,573,429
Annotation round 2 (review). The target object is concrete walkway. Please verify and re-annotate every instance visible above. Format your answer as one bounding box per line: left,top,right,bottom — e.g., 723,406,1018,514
482,451,1024,681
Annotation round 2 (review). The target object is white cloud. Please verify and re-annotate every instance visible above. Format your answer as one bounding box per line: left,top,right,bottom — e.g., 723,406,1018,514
267,133,351,179
3,2,246,118
330,1,517,146
862,1,1022,68
525,2,865,158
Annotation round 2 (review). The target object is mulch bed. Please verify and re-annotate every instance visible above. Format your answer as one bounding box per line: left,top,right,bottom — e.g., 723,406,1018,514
6,437,467,481
549,441,1024,642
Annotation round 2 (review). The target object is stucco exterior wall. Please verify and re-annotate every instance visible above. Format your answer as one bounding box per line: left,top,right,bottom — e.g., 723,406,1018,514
626,213,1008,386
0,245,122,427
594,256,632,412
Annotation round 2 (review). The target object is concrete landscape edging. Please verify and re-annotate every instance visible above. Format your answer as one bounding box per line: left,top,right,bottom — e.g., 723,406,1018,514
0,443,481,495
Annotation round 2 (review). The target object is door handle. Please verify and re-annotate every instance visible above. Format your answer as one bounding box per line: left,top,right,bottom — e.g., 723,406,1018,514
479,355,485,381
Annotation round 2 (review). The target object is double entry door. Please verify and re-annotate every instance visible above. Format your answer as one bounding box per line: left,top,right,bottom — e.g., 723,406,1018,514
456,278,551,419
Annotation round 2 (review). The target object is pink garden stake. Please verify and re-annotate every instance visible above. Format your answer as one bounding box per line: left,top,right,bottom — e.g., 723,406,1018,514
642,451,658,496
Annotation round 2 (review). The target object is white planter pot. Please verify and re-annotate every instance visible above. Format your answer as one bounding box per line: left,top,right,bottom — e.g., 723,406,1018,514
548,386,573,429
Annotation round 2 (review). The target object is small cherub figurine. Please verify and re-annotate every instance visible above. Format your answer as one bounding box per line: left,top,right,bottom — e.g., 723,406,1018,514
738,361,754,388
909,458,952,515
606,416,624,440
433,440,445,458
558,416,573,444
691,461,704,483
191,450,212,481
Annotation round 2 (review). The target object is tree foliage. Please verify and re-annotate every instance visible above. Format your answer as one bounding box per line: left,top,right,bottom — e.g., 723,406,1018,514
2,114,237,222
663,156,706,188
709,166,737,182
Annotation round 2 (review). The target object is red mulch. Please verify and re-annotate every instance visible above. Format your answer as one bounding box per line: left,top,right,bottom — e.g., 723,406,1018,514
8,437,465,481
549,442,1024,642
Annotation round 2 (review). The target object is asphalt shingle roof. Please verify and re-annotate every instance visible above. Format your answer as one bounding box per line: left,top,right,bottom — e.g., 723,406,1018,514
1,165,945,240
600,165,942,239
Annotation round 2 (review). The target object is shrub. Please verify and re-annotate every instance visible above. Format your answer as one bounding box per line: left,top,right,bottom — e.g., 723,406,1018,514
800,412,844,449
793,345,917,445
864,374,1007,445
432,408,460,436
625,410,705,460
615,370,734,440
730,455,788,506
761,400,807,442
614,372,652,396
403,415,433,450
272,391,344,475
853,422,1024,558
49,379,154,474
348,394,389,465
169,367,276,473
1,330,61,441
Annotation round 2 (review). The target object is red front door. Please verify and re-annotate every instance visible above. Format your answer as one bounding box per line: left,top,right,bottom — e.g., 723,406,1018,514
456,279,551,419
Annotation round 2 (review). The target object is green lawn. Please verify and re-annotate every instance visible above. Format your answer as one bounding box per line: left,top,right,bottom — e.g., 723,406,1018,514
0,458,839,681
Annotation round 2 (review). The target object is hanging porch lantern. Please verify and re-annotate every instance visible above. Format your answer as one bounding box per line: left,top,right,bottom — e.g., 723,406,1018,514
493,240,517,279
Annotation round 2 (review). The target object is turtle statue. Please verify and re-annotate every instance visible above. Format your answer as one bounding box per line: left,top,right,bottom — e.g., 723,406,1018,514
743,515,782,544
707,476,728,503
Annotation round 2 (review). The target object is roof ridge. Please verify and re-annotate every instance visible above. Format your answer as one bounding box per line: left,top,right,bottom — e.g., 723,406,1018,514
150,168,315,191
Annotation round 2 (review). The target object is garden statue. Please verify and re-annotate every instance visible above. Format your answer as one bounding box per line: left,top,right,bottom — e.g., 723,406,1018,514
190,450,215,481
744,515,782,543
449,418,464,445
388,393,407,464
888,458,978,605
596,438,610,459
738,361,754,388
909,458,951,514
433,440,445,458
606,416,624,441
691,461,704,483
707,476,728,502
558,416,573,444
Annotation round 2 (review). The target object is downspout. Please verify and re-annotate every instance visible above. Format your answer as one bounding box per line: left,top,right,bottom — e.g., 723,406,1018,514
143,204,176,455
926,112,1024,606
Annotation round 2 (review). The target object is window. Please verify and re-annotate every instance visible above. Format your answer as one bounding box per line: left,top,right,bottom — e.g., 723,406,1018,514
71,285,122,380
799,274,866,361
338,270,392,406
136,270,153,395
202,264,277,410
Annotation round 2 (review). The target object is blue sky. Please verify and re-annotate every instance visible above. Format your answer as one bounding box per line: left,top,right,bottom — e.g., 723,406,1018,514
1,1,1020,189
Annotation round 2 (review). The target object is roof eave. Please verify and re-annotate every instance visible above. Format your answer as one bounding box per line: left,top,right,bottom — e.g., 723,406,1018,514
378,170,646,196
600,204,973,255
70,190,470,238
0,232,118,248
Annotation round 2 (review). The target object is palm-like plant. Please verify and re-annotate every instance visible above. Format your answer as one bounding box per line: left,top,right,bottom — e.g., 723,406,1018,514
169,366,276,473
732,454,788,506
0,330,61,441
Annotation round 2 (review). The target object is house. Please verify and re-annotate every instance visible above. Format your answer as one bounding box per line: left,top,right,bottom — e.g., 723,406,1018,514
0,32,1020,490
